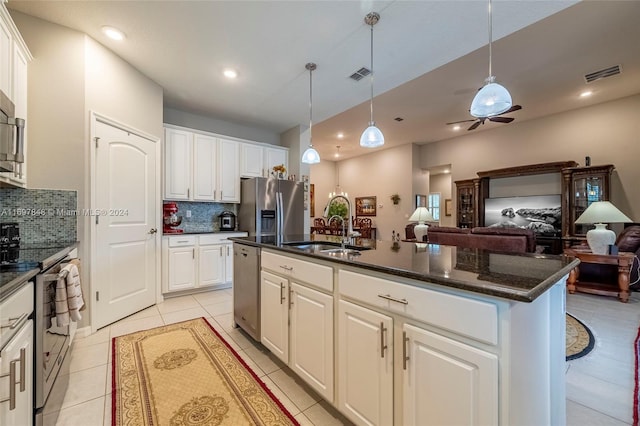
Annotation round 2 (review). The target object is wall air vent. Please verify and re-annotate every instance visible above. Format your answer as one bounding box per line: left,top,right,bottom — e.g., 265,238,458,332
349,67,371,81
584,65,621,83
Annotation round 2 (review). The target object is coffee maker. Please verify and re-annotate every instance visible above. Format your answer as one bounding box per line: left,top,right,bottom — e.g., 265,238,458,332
163,202,183,234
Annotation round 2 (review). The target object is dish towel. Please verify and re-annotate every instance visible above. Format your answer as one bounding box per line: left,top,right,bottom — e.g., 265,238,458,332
55,263,85,327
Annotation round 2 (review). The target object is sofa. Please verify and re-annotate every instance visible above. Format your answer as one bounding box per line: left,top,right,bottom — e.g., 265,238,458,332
423,226,537,254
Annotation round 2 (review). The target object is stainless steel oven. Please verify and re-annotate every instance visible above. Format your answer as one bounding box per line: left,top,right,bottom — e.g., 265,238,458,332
34,255,72,426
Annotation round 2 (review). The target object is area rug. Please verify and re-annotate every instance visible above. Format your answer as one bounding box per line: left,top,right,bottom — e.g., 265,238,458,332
112,317,299,425
566,313,595,361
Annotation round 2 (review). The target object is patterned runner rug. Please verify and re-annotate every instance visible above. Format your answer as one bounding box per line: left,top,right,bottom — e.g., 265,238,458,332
566,313,595,361
112,318,299,425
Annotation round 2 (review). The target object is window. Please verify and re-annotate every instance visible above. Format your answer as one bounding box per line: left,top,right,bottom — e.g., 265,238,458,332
428,193,440,221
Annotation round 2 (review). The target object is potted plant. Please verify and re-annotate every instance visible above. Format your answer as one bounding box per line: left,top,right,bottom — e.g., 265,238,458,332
390,194,401,205
272,164,287,179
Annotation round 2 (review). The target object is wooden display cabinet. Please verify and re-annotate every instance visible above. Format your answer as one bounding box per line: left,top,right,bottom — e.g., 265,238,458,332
454,179,479,229
562,164,614,240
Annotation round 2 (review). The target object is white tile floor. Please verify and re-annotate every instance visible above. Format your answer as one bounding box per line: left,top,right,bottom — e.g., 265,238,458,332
44,288,640,425
44,289,352,426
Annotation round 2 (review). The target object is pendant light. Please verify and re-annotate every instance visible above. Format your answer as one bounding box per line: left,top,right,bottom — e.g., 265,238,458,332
360,12,384,148
301,62,321,164
470,0,512,118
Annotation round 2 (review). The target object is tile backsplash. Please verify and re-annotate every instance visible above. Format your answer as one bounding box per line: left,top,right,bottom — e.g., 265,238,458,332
0,188,78,243
167,201,237,233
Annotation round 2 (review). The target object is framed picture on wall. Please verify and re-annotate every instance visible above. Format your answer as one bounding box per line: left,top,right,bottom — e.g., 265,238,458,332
415,194,427,208
355,196,377,216
310,184,315,217
445,198,453,216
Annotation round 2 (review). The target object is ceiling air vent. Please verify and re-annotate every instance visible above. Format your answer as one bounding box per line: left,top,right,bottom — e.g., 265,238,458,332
349,67,371,81
584,65,621,83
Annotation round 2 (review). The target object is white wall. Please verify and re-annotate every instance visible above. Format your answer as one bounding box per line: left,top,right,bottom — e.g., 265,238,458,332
310,160,335,219
12,12,164,328
163,107,280,145
420,94,640,222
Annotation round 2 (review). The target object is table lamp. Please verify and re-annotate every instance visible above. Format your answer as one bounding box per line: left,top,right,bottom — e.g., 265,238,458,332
574,201,631,254
409,207,435,242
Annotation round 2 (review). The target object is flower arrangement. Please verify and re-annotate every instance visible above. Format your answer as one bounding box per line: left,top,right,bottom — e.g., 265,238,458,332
390,194,401,205
272,164,287,174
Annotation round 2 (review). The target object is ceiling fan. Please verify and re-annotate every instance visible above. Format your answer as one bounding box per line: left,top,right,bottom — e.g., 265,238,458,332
447,105,522,131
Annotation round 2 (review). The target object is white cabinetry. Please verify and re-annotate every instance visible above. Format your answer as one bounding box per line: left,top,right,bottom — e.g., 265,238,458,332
260,250,334,401
240,143,289,178
338,300,393,426
0,321,33,426
0,5,31,188
162,233,246,294
164,126,240,203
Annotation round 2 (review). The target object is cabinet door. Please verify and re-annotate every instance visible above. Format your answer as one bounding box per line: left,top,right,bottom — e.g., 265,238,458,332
264,147,288,177
290,282,334,402
217,138,240,203
168,246,196,292
260,270,289,363
193,133,217,201
402,323,498,426
0,320,33,426
164,128,192,200
223,243,233,284
198,244,225,288
240,143,264,178
0,16,10,97
338,300,393,426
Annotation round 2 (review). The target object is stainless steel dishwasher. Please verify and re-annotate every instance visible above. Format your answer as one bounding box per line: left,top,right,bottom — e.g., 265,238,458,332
233,243,261,341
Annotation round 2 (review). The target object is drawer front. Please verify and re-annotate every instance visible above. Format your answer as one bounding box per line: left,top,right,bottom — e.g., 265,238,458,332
168,235,196,247
199,232,247,245
1,282,34,320
262,251,333,292
339,270,498,345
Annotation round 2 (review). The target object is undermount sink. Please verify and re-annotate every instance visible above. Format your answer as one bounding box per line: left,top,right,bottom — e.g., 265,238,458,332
282,241,370,255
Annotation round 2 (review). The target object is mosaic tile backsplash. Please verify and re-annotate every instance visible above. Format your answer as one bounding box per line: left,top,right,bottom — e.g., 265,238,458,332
0,188,78,243
167,201,238,233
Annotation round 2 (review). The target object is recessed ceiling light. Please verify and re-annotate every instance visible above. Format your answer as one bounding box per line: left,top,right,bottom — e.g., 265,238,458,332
102,26,125,41
337,133,344,139
223,69,238,79
580,90,593,98
453,125,461,131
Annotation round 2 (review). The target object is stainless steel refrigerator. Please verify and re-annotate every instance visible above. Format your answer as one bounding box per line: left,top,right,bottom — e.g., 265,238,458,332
238,177,304,237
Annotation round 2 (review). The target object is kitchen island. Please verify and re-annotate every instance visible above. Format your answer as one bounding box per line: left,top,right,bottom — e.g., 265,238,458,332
231,234,578,426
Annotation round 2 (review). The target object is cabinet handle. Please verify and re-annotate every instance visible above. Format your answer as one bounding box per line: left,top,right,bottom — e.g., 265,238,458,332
280,282,285,304
289,287,294,307
219,246,223,256
187,188,190,198
226,246,230,256
1,313,28,330
192,248,195,259
380,322,387,358
377,294,409,305
0,348,24,410
402,331,410,370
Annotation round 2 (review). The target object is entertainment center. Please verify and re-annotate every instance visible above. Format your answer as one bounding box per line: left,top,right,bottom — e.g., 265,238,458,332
454,161,615,254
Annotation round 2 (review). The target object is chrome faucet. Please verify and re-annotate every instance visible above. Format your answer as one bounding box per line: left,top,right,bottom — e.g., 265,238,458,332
324,194,359,246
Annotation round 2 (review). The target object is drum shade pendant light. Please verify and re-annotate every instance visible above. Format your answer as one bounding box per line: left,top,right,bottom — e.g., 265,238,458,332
301,62,321,164
360,12,384,148
470,0,512,118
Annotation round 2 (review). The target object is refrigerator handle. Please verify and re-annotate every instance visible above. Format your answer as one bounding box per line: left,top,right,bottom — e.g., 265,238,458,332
277,192,283,237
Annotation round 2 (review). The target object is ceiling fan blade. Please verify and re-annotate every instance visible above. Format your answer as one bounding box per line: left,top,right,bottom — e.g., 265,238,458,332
468,121,481,131
489,116,514,123
446,119,477,125
502,104,522,114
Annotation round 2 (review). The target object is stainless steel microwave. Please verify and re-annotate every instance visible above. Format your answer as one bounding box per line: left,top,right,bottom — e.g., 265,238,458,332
0,89,25,174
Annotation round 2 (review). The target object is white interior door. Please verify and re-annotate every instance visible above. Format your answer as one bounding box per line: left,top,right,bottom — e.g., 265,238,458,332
93,118,159,329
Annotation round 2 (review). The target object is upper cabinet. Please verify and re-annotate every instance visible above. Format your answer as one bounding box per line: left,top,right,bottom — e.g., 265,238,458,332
0,5,31,188
164,126,240,203
240,142,288,178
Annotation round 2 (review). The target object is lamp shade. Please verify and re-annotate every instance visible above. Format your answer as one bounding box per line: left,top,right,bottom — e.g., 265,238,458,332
409,207,434,242
301,146,320,164
574,201,631,255
360,124,384,148
470,81,512,118
574,201,631,224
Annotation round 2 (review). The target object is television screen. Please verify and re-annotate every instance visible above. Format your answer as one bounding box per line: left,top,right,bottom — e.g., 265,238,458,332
484,194,561,235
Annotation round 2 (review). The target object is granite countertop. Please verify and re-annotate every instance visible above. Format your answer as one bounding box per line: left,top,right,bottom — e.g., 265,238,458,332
230,235,579,303
0,242,78,302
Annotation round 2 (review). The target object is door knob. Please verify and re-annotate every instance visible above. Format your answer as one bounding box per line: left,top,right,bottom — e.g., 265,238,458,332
148,228,158,234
